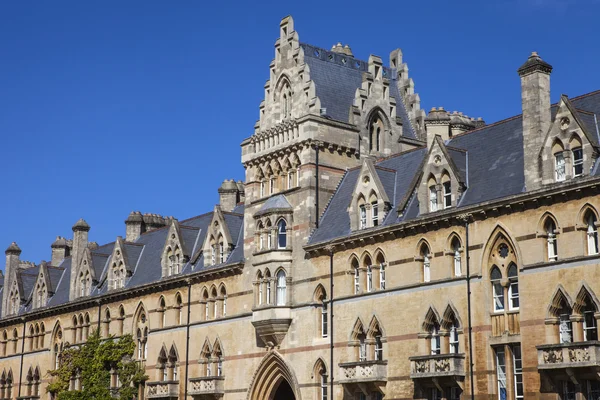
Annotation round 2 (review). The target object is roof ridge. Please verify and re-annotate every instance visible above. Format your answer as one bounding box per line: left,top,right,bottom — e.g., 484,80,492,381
180,211,215,224
375,145,427,163
374,165,396,173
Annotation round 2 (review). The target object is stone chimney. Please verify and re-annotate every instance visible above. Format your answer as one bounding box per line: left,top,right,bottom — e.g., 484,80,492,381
518,52,553,191
2,242,21,317
425,107,451,147
219,179,242,212
51,236,70,266
331,42,354,57
125,211,145,242
70,219,90,300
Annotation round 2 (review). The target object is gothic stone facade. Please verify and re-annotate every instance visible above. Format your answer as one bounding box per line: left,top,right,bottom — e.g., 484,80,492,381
1,15,600,400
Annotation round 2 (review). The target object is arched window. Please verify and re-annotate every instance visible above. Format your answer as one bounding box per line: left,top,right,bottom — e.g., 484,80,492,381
586,210,599,255
314,360,328,400
256,271,264,306
202,289,210,321
545,218,558,261
421,244,431,283
553,141,566,181
442,172,452,209
257,221,265,251
266,220,273,249
314,285,328,338
211,286,218,319
213,340,224,377
370,192,379,227
176,293,183,325
220,285,227,317
428,176,438,212
135,307,149,360
1,331,7,357
368,114,384,152
364,255,373,293
158,297,166,328
157,347,168,381
104,308,111,336
507,263,519,310
118,306,125,336
277,219,287,249
491,266,504,312
52,326,63,370
200,341,212,377
451,237,462,277
351,257,360,294
168,346,178,381
358,197,367,230
276,270,287,306
5,370,12,399
423,310,441,356
265,270,272,305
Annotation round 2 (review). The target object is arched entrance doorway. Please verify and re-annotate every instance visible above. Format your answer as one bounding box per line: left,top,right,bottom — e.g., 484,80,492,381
247,351,301,400
272,379,295,400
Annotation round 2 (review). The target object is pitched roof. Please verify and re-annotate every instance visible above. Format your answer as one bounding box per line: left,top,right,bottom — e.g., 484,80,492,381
254,195,292,217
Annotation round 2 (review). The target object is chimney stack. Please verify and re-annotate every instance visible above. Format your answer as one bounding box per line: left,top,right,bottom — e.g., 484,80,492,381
518,51,553,191
2,242,21,317
70,219,90,300
125,211,145,242
51,236,70,266
219,179,243,212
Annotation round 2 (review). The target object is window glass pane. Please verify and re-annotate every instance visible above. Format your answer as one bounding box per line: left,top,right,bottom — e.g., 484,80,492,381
513,345,523,400
555,152,566,181
573,148,583,177
496,349,507,400
443,181,452,208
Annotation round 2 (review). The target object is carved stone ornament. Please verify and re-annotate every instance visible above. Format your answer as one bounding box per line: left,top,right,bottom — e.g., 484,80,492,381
560,117,570,131
569,347,590,363
434,358,451,372
543,349,563,364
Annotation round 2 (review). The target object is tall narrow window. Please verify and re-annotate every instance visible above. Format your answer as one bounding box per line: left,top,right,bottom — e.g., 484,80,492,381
573,147,583,177
586,212,599,255
219,242,224,263
430,323,440,355
372,202,379,227
276,270,287,306
452,238,461,277
555,152,566,181
270,177,275,194
513,345,524,400
379,262,386,290
366,265,373,292
321,302,328,338
287,171,293,189
176,294,183,325
583,304,598,341
267,222,272,249
563,381,576,400
429,186,438,212
211,244,216,265
320,370,328,400
375,335,383,361
587,380,600,400
507,264,519,310
258,273,264,305
159,297,166,328
359,334,367,362
496,348,507,400
260,180,265,197
491,267,504,312
277,220,287,249
450,321,459,354
422,245,431,283
546,219,558,261
266,270,272,304
354,264,360,294
559,311,573,344
443,181,452,209
359,205,367,229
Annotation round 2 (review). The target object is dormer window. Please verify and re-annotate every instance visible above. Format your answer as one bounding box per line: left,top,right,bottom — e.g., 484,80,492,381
554,151,566,182
573,147,583,177
372,202,379,226
429,185,438,212
443,181,452,209
359,204,367,229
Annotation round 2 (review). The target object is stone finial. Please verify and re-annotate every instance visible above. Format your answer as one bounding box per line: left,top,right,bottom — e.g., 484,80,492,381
5,242,21,255
72,218,90,232
517,51,553,77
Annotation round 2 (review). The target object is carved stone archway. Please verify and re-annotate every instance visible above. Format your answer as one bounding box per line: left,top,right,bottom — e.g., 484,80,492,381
247,351,301,400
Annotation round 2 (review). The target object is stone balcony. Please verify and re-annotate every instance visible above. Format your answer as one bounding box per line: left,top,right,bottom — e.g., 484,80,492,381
189,376,225,399
338,360,387,395
146,381,179,399
537,342,600,390
409,354,466,389
251,306,292,347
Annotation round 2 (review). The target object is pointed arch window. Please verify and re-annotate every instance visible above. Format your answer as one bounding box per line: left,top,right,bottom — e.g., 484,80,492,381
429,185,438,212
276,270,287,306
430,322,441,355
545,218,558,261
176,294,183,325
365,255,373,293
351,258,360,294
507,264,519,310
370,193,379,227
421,244,431,283
320,366,328,400
586,211,599,255
376,252,386,290
277,219,287,249
449,319,459,354
266,221,273,249
257,221,265,251
265,270,272,304
168,346,178,381
157,348,168,381
451,237,462,277
555,150,566,181
491,266,504,312
359,204,367,229
369,114,383,152
202,289,210,321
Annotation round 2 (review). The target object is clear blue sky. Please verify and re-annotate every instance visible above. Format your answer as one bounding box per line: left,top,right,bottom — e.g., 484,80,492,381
1,0,599,266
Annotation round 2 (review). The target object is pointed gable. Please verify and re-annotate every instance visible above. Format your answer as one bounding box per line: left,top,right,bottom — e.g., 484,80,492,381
106,237,133,290
161,220,191,278
539,95,599,184
202,206,234,267
348,158,392,231
417,135,466,214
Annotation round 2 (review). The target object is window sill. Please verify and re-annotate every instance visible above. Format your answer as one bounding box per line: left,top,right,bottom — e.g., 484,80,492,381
253,248,292,256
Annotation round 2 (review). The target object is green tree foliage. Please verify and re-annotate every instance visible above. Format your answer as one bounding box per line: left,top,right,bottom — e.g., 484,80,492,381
47,330,147,400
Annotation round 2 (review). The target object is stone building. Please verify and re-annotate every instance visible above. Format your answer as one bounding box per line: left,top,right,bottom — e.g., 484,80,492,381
1,15,600,400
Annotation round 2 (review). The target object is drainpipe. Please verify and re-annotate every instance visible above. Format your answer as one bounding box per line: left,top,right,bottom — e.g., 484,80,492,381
464,216,475,400
328,248,334,397
18,318,26,398
183,279,192,400
315,143,320,229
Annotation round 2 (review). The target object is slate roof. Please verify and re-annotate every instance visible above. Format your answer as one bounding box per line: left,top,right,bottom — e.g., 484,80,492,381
11,207,245,318
308,91,600,246
254,195,293,217
300,43,417,139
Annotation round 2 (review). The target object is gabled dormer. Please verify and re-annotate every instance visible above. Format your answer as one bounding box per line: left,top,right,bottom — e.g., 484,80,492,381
348,159,392,231
107,237,132,291
73,247,96,298
203,207,234,267
6,279,21,316
32,262,52,309
417,135,466,215
161,220,190,278
539,95,599,185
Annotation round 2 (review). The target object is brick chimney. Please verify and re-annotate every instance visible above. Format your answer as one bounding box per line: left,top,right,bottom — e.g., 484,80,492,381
518,52,553,191
219,179,242,212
